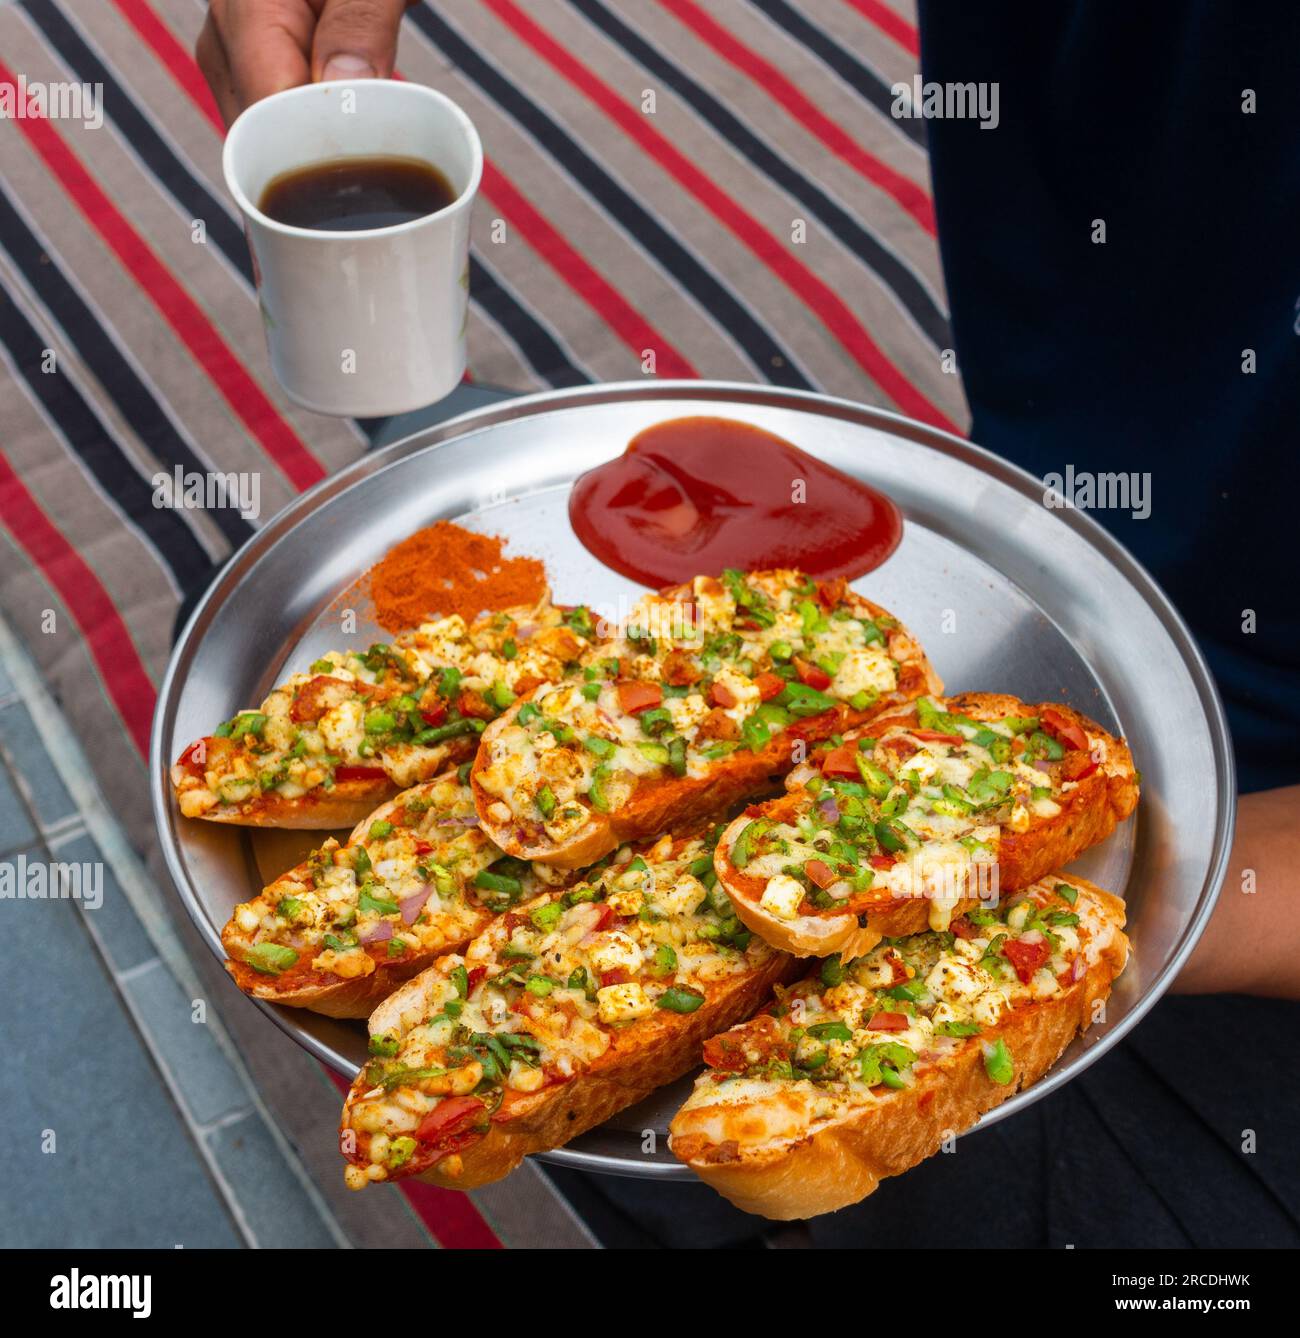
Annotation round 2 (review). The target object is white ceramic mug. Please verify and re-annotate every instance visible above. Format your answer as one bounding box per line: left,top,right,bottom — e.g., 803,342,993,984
223,79,482,417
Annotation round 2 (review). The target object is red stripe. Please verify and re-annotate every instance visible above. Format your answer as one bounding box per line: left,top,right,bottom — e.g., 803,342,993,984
398,1178,506,1250
394,66,692,375
110,0,224,132
0,59,326,493
657,0,934,234
840,0,921,57
324,1069,503,1248
479,162,696,377
0,452,155,757
485,0,957,431
104,7,690,389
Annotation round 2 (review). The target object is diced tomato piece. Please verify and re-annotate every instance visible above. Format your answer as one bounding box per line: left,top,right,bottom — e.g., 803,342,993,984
1062,752,1100,782
590,903,616,932
950,916,979,940
866,1011,910,1031
910,729,966,744
793,657,832,691
869,853,896,870
819,743,860,777
701,1035,749,1073
703,1015,783,1072
709,681,738,709
754,672,785,701
1002,937,1051,984
698,708,740,742
334,765,388,782
457,688,495,721
420,703,447,727
886,953,911,984
816,577,847,609
600,968,631,987
662,651,702,687
415,1095,484,1147
804,859,838,889
1040,707,1090,752
466,966,487,994
290,675,367,724
617,681,663,714
176,738,212,777
880,736,918,759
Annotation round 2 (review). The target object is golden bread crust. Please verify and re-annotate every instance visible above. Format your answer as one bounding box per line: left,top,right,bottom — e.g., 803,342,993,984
473,587,942,868
360,950,802,1189
671,879,1129,1219
715,694,1138,958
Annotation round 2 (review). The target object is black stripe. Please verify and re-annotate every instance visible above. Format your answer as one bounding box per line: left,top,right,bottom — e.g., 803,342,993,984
23,0,253,284
746,0,927,149
0,277,214,593
25,0,588,401
0,183,254,554
568,0,950,349
469,254,591,387
409,2,815,389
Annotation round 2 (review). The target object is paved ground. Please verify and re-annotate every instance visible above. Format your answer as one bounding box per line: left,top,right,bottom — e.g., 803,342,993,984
0,615,349,1247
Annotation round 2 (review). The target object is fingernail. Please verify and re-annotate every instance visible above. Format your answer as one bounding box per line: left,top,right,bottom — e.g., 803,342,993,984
321,54,376,81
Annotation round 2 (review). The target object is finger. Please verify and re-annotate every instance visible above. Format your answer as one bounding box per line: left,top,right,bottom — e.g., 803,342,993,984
311,0,410,82
220,0,316,113
195,9,242,126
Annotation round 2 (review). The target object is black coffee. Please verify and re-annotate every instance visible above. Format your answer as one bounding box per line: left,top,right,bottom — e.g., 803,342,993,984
259,156,457,231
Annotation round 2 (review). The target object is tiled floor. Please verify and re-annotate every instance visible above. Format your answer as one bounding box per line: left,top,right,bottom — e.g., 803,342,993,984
0,620,348,1247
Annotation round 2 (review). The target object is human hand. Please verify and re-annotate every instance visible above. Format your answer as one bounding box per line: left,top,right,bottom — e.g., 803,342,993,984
1172,784,1300,998
197,0,412,126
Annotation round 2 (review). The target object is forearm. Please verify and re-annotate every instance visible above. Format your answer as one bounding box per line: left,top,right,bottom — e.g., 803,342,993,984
1171,784,1300,998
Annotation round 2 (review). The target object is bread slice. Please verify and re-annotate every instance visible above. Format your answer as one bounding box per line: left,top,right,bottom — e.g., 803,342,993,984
472,570,942,868
670,874,1129,1219
173,597,593,829
715,692,1138,959
221,773,560,1018
338,825,800,1190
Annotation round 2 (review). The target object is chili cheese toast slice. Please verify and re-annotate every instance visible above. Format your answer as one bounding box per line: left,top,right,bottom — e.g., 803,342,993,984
222,772,567,1018
715,693,1138,959
172,597,595,829
338,824,799,1190
472,570,941,869
670,874,1129,1220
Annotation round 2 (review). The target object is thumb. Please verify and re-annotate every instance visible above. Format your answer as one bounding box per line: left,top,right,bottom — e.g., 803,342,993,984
312,0,410,82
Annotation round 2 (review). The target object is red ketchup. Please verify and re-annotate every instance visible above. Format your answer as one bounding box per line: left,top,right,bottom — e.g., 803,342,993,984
568,416,902,588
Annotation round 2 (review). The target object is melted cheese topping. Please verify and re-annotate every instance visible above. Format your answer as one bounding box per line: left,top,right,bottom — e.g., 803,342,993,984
673,878,1124,1153
224,776,543,981
476,569,911,836
342,829,776,1186
176,598,593,817
727,699,1094,926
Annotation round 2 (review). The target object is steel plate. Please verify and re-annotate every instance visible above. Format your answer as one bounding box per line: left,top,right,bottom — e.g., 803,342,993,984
151,381,1234,1181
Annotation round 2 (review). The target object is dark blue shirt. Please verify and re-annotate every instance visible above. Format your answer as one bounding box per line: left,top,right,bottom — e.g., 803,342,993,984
919,0,1300,793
